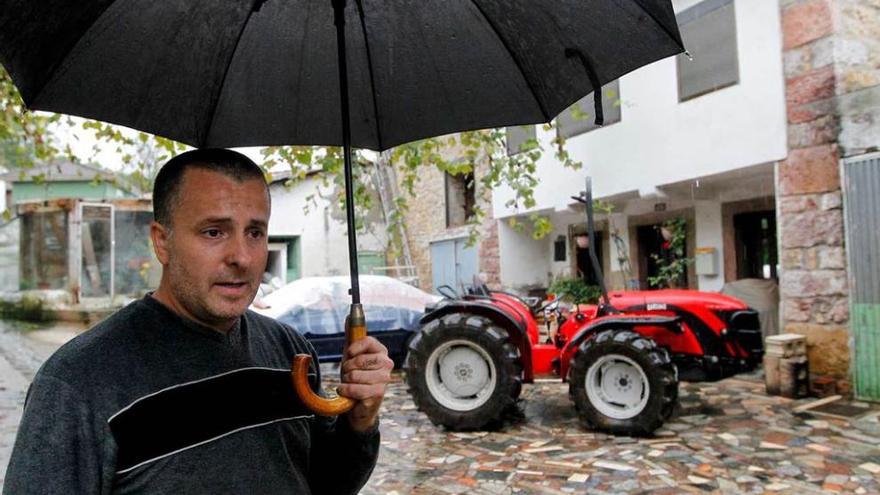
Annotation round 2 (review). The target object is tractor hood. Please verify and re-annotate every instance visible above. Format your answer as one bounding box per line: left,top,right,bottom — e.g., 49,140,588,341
607,289,750,311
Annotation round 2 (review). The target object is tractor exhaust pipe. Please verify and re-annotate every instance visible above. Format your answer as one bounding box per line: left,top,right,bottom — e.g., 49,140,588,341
571,177,613,309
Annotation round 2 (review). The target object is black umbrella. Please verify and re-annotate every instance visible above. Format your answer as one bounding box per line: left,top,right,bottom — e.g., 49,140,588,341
0,0,684,414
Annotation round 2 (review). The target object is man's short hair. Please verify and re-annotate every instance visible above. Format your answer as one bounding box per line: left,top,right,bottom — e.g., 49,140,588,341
152,148,269,227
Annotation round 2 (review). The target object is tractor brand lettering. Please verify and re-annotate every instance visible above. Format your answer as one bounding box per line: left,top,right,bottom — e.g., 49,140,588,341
647,303,667,311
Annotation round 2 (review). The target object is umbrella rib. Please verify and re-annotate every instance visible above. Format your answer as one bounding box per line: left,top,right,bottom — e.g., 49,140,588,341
466,0,550,121
200,5,260,147
631,0,685,48
353,0,384,151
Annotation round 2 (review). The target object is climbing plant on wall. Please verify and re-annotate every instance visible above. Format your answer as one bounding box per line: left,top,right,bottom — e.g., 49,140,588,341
647,217,692,289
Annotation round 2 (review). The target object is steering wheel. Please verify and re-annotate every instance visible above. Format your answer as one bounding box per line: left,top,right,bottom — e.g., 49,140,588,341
436,285,460,300
540,299,564,319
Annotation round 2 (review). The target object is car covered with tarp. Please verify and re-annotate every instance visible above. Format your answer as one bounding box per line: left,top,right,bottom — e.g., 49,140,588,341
252,275,440,366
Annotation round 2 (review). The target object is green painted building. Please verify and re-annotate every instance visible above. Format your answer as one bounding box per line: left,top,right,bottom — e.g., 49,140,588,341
2,161,135,204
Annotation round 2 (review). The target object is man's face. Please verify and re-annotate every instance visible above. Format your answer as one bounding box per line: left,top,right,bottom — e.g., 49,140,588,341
152,168,269,330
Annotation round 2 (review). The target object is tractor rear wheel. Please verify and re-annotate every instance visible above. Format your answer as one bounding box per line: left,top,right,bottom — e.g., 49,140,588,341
569,329,678,436
405,313,522,430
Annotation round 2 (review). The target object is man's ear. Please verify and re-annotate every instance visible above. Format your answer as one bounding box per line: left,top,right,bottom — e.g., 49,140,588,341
150,221,171,265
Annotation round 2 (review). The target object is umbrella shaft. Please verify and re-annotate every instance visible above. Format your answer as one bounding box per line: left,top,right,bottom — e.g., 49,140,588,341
333,0,360,304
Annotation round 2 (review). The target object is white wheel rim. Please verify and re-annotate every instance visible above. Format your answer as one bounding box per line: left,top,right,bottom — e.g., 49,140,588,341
425,339,496,412
585,353,650,420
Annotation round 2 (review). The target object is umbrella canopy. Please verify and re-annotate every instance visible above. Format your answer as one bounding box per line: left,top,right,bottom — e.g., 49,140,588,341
1,0,685,415
1,0,683,151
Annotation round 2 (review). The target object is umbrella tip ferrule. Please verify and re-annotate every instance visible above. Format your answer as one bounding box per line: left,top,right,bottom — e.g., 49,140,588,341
349,303,365,327
684,50,694,61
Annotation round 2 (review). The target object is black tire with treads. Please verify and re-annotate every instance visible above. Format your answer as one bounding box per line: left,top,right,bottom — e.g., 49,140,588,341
404,313,522,431
569,329,678,436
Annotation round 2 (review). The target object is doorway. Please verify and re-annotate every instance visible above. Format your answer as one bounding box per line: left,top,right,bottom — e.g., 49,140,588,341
574,232,604,287
268,236,301,283
79,203,114,300
636,223,688,289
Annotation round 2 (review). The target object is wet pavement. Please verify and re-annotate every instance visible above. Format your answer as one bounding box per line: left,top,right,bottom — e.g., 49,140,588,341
0,321,877,494
364,374,880,494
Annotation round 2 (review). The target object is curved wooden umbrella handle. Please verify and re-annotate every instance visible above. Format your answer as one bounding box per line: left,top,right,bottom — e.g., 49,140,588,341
292,303,367,416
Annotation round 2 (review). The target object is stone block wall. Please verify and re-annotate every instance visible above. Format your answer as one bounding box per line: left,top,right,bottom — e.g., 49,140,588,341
778,0,880,386
398,162,447,293
395,141,500,293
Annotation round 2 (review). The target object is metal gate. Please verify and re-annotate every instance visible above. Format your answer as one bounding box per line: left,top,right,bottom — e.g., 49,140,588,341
843,152,880,401
430,237,478,294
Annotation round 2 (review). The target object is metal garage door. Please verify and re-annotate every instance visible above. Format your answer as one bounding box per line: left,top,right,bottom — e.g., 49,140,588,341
430,237,478,295
843,152,880,401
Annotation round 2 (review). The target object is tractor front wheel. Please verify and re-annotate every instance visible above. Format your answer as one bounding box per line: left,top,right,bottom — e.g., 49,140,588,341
569,329,678,436
405,313,522,430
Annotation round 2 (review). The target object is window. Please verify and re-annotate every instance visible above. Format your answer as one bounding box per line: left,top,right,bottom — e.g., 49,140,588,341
734,210,777,280
20,211,68,290
505,125,536,156
445,172,475,228
553,235,567,262
556,80,621,139
677,0,739,101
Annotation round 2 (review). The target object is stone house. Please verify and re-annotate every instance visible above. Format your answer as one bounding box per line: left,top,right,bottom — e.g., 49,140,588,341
400,0,879,398
395,143,500,295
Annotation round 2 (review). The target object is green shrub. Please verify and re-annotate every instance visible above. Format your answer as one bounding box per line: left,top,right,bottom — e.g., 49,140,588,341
548,277,601,305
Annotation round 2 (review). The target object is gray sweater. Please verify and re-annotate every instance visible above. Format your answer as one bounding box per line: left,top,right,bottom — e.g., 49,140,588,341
4,296,379,494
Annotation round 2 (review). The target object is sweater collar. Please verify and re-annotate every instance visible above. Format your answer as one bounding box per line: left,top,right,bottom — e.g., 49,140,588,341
141,293,244,344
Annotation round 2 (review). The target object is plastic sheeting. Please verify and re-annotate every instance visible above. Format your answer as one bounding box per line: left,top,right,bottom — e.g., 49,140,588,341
721,278,779,337
252,275,440,335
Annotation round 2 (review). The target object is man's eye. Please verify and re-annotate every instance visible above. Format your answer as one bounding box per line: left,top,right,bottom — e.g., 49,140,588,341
249,229,266,239
204,229,222,238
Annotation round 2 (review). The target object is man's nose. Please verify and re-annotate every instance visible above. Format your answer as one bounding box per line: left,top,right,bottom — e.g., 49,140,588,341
224,233,254,267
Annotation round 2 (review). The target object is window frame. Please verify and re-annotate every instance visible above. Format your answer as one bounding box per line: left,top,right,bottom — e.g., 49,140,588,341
505,125,537,156
555,80,622,140
676,0,740,102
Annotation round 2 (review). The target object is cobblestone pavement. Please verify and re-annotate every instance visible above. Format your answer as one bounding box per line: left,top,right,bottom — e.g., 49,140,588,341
364,374,880,494
0,323,877,494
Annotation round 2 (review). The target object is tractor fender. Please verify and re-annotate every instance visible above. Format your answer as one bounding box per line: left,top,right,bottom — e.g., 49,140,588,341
420,300,534,382
559,314,681,381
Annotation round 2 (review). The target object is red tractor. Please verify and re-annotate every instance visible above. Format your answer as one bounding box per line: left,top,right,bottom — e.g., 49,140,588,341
404,180,763,436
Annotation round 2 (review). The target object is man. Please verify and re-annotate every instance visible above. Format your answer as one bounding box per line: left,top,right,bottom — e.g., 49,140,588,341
4,148,392,494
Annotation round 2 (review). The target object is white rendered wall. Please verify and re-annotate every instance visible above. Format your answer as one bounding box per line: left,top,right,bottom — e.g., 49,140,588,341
493,0,787,219
499,221,550,290
268,176,386,278
694,200,725,291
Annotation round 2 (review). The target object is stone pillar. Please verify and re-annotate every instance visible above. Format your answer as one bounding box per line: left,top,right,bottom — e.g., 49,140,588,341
778,0,852,386
478,214,501,289
694,200,725,292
